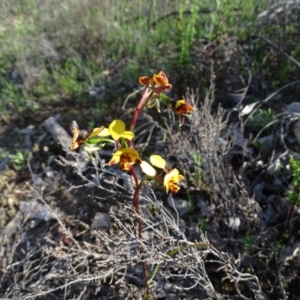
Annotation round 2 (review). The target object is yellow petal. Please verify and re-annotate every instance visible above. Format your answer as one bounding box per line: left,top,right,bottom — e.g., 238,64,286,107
140,161,157,176
97,127,110,137
150,155,166,169
85,126,105,139
164,168,180,187
116,147,139,160
175,100,186,109
109,119,126,140
121,130,135,140
108,154,121,166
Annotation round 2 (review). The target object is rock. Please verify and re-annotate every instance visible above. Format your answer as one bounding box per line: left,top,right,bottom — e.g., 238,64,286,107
42,115,72,149
286,102,300,115
0,211,23,243
92,212,111,229
286,102,300,144
293,119,300,144
196,197,207,214
19,201,55,222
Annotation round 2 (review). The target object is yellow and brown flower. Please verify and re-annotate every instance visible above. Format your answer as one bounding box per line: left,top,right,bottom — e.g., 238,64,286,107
109,147,141,171
164,168,184,193
171,100,194,115
139,71,172,94
70,126,109,150
170,100,194,126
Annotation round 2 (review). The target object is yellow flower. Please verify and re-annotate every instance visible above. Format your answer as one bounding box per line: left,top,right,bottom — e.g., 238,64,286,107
170,100,194,126
109,120,135,141
164,168,184,193
109,147,141,171
171,99,194,115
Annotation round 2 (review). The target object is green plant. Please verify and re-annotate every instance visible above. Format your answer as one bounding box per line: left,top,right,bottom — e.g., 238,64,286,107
190,152,203,183
0,147,10,159
177,1,198,76
0,0,273,127
274,239,284,259
197,218,207,231
287,158,300,205
0,81,28,119
52,61,85,97
9,150,29,171
70,70,195,298
250,108,276,130
243,232,254,254
1,82,21,104
210,0,267,39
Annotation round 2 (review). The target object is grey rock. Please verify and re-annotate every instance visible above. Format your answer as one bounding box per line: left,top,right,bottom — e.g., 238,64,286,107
92,212,111,229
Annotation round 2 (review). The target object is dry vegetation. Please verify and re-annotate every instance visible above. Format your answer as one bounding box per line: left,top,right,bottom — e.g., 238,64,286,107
1,0,300,299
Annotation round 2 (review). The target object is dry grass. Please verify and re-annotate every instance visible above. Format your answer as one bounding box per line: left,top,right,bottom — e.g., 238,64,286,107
0,84,295,299
1,1,300,299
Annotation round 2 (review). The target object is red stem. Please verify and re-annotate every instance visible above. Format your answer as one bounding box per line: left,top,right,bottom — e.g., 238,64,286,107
130,168,149,293
130,87,154,131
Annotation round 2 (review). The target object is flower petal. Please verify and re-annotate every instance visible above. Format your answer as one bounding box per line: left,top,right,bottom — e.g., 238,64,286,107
140,161,157,176
121,147,139,160
71,126,84,150
112,147,140,163
179,116,185,127
121,130,135,140
84,143,105,152
97,127,110,137
164,168,179,186
175,99,185,109
109,147,141,170
153,85,172,94
85,126,105,139
169,183,181,193
109,119,126,140
139,76,153,86
153,74,166,86
108,154,120,166
153,71,168,86
150,155,166,169
173,100,194,114
164,168,184,193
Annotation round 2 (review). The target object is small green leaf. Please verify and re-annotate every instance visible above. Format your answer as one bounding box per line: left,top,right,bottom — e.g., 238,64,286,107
86,137,104,144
